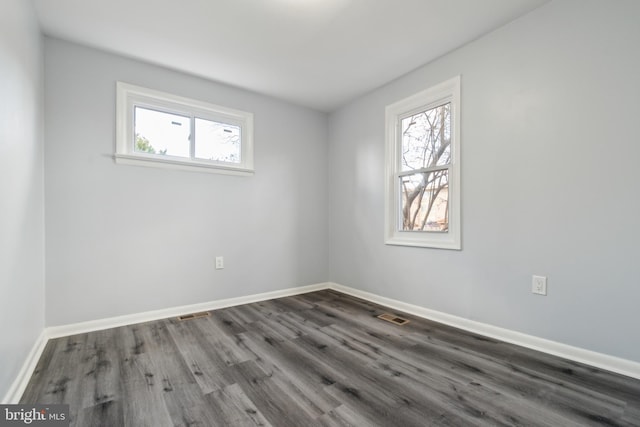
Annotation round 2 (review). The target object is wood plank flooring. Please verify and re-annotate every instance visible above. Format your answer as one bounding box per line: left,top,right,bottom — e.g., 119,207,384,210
20,290,640,426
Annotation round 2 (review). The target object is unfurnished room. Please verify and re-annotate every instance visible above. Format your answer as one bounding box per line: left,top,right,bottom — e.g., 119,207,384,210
1,0,640,426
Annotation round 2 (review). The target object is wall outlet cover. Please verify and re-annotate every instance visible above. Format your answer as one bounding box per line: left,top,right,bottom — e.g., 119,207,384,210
532,275,547,295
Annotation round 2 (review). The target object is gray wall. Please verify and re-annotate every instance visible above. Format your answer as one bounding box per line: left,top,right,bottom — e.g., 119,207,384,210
328,0,640,362
44,39,329,326
0,0,45,400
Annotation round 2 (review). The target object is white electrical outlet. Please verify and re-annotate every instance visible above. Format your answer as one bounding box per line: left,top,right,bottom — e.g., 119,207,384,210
532,275,547,295
215,256,224,270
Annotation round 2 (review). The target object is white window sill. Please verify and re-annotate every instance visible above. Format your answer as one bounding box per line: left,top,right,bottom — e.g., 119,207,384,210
114,154,254,176
385,234,461,250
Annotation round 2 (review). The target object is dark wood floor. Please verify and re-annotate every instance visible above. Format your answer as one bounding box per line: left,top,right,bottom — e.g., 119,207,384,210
20,290,640,426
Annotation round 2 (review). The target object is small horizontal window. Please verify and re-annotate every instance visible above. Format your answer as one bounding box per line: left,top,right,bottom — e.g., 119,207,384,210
115,82,254,175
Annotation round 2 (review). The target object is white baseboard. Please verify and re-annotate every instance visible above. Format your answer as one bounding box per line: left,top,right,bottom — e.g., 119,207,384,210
4,282,330,403
46,282,330,339
2,330,48,404
6,280,639,404
327,282,640,380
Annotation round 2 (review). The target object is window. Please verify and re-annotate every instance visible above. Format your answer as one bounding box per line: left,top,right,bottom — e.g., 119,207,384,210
115,82,254,175
385,76,461,249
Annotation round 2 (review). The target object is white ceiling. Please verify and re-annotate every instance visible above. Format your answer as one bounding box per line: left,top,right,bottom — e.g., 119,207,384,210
33,0,549,112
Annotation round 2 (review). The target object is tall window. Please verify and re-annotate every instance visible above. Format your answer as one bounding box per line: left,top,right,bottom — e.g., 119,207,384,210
115,82,254,175
385,76,461,249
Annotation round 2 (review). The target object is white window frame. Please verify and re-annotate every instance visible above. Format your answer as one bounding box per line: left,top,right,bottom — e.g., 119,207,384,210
384,76,461,250
115,82,254,176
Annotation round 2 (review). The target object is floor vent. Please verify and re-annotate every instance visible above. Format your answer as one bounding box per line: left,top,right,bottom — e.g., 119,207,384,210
177,311,210,321
377,313,410,326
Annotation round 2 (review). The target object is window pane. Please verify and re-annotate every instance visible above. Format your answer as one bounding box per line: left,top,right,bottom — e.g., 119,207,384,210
194,118,241,163
134,106,190,157
401,103,450,171
400,169,449,232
